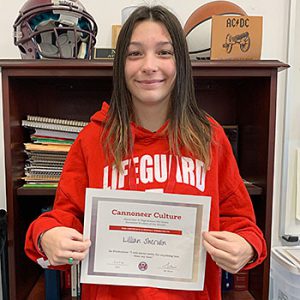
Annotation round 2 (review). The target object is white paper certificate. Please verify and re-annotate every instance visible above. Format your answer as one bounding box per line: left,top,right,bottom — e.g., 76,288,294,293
81,188,211,290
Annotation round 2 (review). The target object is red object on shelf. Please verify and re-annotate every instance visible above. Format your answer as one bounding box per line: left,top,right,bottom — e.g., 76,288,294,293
233,270,249,291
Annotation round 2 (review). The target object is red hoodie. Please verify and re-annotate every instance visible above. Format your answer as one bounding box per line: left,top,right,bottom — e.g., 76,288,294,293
25,102,266,299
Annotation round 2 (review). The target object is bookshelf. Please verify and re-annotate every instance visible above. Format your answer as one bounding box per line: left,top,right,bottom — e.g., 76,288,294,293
1,59,288,299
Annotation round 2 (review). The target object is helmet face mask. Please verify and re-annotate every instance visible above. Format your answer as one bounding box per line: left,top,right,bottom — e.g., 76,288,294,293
14,0,98,59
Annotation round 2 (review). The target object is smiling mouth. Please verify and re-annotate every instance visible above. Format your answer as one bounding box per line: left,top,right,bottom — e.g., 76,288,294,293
137,79,164,84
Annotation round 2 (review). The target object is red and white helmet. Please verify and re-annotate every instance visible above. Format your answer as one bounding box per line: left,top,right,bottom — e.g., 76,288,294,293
13,0,98,59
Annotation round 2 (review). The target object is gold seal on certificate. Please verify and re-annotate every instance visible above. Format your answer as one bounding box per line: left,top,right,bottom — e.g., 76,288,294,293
81,188,211,290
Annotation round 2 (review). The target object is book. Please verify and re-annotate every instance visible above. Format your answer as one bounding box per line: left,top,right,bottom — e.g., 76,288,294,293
33,129,78,140
25,151,67,161
223,125,239,161
42,206,61,300
77,263,81,297
24,143,71,152
27,160,65,167
31,137,74,145
44,269,61,300
22,175,60,182
22,183,58,188
26,115,88,127
22,120,84,133
233,270,249,291
64,269,71,289
71,264,78,297
25,165,63,171
221,271,233,291
25,169,62,177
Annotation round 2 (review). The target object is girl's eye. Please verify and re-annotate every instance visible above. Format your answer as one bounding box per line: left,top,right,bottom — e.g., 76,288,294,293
127,51,142,57
158,50,174,56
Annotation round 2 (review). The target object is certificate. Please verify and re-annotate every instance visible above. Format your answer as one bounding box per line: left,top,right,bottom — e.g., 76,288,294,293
81,188,211,290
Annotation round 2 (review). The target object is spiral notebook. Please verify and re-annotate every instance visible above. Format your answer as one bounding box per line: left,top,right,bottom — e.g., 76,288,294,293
26,115,88,127
22,120,83,133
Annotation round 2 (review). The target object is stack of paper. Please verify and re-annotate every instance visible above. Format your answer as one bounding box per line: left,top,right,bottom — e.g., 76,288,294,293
22,115,88,188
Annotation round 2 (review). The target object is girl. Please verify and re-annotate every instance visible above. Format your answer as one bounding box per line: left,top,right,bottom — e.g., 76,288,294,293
25,5,266,299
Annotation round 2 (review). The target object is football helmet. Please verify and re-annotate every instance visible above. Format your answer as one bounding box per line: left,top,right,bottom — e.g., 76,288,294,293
13,0,98,59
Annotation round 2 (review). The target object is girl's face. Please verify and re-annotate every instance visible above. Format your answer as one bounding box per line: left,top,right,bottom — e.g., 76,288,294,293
125,20,176,114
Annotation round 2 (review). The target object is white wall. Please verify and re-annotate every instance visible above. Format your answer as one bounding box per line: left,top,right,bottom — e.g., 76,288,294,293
279,0,300,237
0,0,290,58
1,0,290,237
0,0,294,296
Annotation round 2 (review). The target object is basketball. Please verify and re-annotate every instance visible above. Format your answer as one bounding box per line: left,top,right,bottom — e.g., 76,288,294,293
184,1,247,59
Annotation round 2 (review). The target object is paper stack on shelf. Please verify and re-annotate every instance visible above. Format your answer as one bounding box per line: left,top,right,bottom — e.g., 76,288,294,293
22,115,88,188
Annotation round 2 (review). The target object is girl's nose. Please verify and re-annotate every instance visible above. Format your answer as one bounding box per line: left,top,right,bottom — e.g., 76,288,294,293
141,54,158,73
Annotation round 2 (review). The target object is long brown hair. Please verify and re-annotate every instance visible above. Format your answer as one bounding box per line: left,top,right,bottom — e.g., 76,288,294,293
103,5,212,170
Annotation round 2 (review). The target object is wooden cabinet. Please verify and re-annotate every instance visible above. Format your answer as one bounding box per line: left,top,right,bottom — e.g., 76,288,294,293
0,59,288,299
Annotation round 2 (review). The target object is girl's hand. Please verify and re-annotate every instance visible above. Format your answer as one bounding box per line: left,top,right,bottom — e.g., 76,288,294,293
203,231,255,273
40,226,91,266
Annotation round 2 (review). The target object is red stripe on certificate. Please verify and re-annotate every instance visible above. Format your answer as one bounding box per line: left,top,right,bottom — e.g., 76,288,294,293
109,225,182,235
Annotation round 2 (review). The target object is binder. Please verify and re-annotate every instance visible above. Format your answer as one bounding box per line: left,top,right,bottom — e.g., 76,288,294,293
41,206,61,300
44,269,61,300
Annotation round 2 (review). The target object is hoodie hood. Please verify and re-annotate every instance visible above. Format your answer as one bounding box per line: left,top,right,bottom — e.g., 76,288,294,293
90,102,172,191
90,101,169,142
90,101,109,124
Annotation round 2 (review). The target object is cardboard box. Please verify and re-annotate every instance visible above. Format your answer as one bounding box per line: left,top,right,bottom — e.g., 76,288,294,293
112,25,121,48
210,15,262,60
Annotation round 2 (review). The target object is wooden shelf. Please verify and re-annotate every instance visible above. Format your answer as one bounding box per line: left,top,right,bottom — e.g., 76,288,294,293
244,182,263,196
28,274,255,300
28,272,255,300
17,182,263,197
27,273,76,300
17,187,57,196
1,59,287,299
27,273,44,300
222,290,255,300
